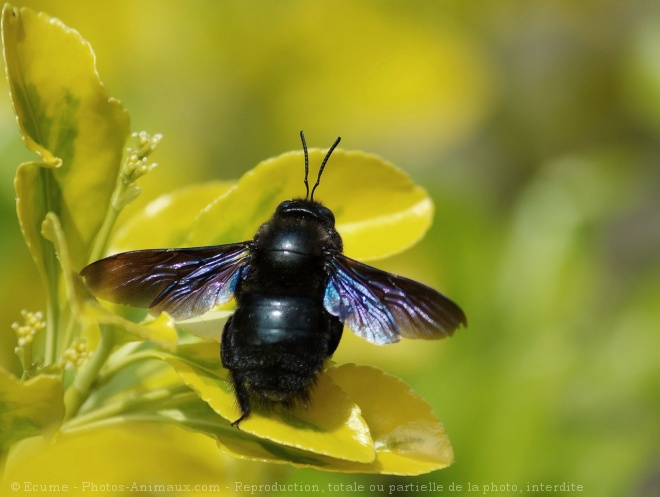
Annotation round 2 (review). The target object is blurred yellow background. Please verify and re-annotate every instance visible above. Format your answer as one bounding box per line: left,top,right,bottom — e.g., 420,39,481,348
1,1,659,496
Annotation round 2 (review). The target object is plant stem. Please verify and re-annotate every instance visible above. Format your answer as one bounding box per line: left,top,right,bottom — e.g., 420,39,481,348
18,343,33,381
40,168,60,366
87,178,126,263
62,387,196,432
96,349,162,386
63,324,115,421
87,131,160,263
43,269,59,365
59,314,78,359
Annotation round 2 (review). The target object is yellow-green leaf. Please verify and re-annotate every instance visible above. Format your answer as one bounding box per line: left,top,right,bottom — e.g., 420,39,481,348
215,364,453,475
2,5,130,268
110,181,235,253
185,150,433,261
327,363,454,475
100,312,178,351
159,343,375,464
145,345,452,474
2,422,279,497
14,161,51,286
176,310,233,342
217,428,365,470
0,370,64,453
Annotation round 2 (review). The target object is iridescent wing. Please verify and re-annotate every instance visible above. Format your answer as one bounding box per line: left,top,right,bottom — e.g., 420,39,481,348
324,254,466,344
81,243,251,320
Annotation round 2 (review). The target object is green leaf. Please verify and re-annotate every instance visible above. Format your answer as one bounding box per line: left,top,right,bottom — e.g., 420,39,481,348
209,364,454,475
3,422,255,491
2,5,130,268
14,161,51,285
214,364,454,475
327,363,454,475
110,394,363,472
148,344,450,474
109,181,235,253
0,370,64,453
156,343,375,464
185,150,433,261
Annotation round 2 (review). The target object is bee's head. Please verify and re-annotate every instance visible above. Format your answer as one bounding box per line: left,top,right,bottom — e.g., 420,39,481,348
263,133,342,246
276,198,335,226
272,131,341,226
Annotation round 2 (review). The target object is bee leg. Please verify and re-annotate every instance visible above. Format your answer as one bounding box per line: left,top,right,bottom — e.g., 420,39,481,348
229,371,252,429
221,317,252,428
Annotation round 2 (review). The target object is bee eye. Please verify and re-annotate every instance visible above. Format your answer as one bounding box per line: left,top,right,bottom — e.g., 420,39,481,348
319,205,335,225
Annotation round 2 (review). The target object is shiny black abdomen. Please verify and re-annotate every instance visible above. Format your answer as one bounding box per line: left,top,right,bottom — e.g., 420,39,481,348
221,294,342,403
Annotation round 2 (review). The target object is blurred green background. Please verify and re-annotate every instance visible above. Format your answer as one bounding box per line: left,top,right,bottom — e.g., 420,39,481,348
1,1,659,496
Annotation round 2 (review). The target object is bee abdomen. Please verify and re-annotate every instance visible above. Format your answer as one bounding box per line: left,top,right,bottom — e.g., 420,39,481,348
221,294,343,412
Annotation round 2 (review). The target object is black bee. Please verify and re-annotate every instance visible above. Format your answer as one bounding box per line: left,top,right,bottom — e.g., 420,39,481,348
81,132,467,427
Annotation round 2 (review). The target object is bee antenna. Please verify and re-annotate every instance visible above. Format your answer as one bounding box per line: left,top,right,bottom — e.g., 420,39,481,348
310,136,341,201
300,131,310,199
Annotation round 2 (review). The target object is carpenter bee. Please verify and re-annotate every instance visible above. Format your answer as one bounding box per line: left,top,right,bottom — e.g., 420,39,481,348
81,132,467,427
